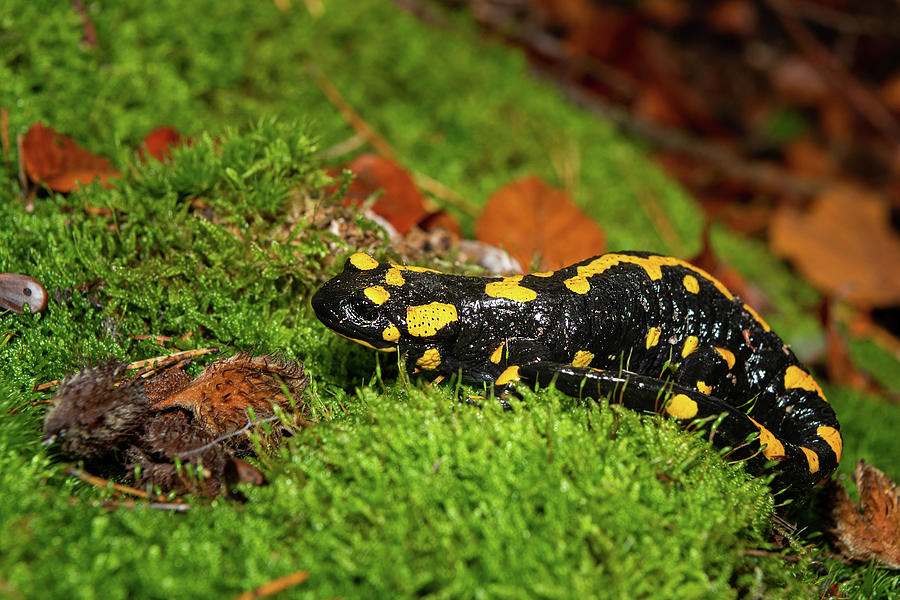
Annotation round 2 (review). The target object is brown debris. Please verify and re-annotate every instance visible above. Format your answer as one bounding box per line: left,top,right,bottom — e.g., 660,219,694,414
41,353,309,498
829,460,900,569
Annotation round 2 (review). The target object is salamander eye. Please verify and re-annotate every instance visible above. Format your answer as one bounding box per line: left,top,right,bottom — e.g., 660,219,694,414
347,297,380,323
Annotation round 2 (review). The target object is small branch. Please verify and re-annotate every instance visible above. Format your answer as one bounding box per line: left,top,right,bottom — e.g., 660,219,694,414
231,571,309,600
172,413,288,458
768,0,900,145
741,548,802,563
66,466,163,500
34,347,219,391
308,64,477,216
306,64,396,159
538,66,823,197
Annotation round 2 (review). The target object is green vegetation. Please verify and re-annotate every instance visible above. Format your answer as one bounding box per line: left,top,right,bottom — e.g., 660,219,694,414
1,1,898,598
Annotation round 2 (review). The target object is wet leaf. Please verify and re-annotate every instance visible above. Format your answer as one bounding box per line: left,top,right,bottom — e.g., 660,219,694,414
341,153,428,235
475,175,606,270
21,123,119,191
140,126,187,162
769,185,900,307
829,460,900,569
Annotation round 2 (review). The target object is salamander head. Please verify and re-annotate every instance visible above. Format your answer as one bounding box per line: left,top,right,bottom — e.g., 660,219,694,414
312,253,460,351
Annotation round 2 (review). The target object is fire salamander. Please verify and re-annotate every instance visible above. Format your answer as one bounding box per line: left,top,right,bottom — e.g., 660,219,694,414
312,251,841,490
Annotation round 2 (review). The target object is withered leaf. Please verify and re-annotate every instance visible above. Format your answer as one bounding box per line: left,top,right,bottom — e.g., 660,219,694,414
42,353,308,498
829,460,900,569
475,175,606,270
140,126,188,162
769,185,900,308
152,353,307,439
341,154,428,235
22,123,119,192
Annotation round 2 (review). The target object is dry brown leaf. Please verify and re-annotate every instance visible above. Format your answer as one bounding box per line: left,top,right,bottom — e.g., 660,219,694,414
42,353,309,497
153,353,307,439
475,175,606,270
22,123,119,191
830,460,900,569
341,153,429,235
140,126,188,162
769,185,900,307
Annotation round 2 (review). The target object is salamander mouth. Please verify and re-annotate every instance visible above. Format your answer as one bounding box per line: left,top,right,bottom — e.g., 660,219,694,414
312,284,396,351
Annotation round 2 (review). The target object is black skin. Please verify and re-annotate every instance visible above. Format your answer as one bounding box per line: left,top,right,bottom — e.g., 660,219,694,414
312,251,841,491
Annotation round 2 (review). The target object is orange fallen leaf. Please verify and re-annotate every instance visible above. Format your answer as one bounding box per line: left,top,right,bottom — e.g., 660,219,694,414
769,184,900,308
475,175,606,270
140,126,188,162
830,460,900,569
341,154,428,235
22,123,119,191
152,353,307,439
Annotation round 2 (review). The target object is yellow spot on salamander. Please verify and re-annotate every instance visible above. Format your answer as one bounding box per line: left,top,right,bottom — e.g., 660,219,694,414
490,342,505,364
784,365,827,402
743,303,771,332
416,348,441,370
715,347,736,369
572,350,594,368
681,336,699,358
562,254,735,300
645,327,662,349
682,274,699,294
496,365,520,385
799,447,820,474
696,381,712,395
385,267,405,287
338,333,396,352
748,417,787,461
531,271,555,277
406,302,459,337
817,425,842,462
364,286,390,305
485,276,538,303
665,393,698,419
350,253,379,270
382,325,400,342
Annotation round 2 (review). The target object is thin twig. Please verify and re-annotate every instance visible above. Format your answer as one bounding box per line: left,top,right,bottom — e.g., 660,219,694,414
66,466,162,500
538,66,823,197
231,571,310,600
306,64,396,158
172,413,288,458
33,347,219,391
741,548,803,563
308,64,477,215
768,0,900,145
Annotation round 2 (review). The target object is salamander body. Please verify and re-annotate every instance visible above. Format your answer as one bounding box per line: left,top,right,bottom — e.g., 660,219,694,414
312,251,841,490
